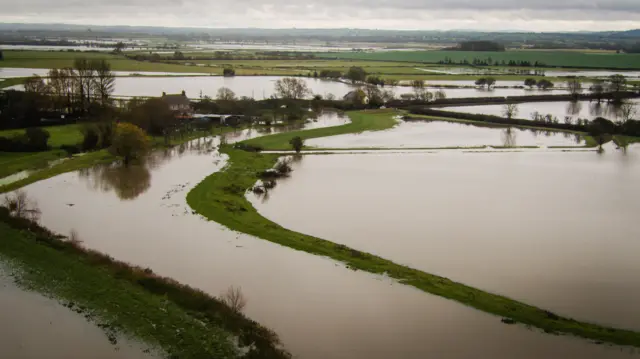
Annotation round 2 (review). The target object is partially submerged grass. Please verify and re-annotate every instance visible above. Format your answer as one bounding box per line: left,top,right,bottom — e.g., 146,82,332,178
0,150,68,179
0,212,289,358
242,109,399,150
187,147,640,348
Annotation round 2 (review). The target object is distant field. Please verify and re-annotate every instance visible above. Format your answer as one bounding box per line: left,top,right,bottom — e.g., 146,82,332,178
0,50,220,74
315,50,640,69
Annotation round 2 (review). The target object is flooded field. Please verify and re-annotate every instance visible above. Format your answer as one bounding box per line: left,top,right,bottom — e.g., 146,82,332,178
249,146,640,333
0,265,155,359
443,99,640,122
14,134,639,358
5,69,570,99
307,119,583,148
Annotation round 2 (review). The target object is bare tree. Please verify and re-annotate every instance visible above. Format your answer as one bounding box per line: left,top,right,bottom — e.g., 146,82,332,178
3,190,42,222
274,78,310,99
618,102,637,125
434,89,447,100
216,87,237,101
502,103,519,120
92,59,115,105
74,57,95,113
590,80,606,103
221,286,247,312
566,78,583,98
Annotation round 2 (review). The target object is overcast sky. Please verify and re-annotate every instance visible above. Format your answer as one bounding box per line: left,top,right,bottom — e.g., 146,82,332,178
1,0,639,32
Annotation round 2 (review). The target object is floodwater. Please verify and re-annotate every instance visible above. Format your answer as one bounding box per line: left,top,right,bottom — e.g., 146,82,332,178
249,146,640,333
0,265,156,359
443,99,640,122
14,129,640,358
307,119,584,148
544,70,640,78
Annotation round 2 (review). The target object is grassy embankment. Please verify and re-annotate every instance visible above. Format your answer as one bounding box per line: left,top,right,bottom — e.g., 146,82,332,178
0,217,289,358
187,110,640,348
315,50,640,69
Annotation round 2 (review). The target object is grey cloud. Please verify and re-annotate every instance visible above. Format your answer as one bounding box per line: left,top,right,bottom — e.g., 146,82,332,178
1,0,639,30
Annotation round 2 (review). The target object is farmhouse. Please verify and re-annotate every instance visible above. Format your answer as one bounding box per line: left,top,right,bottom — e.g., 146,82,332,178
162,91,193,118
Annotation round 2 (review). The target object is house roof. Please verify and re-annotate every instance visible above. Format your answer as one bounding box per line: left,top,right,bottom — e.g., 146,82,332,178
162,92,190,106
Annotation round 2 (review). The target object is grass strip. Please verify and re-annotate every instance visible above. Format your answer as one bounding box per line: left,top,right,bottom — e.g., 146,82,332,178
241,109,400,150
0,211,290,358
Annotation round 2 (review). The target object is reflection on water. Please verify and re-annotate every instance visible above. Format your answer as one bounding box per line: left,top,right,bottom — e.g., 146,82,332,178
307,119,583,149
250,147,640,334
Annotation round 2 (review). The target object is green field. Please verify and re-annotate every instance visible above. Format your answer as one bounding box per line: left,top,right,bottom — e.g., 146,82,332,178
0,124,85,178
0,50,219,74
315,50,640,69
0,124,84,148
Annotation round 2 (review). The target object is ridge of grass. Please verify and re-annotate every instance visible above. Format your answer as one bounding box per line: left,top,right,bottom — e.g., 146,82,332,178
0,212,290,358
241,109,400,150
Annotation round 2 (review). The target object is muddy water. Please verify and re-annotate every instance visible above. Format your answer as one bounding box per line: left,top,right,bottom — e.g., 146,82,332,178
13,131,640,357
443,99,640,122
307,120,583,148
0,265,156,359
249,146,640,334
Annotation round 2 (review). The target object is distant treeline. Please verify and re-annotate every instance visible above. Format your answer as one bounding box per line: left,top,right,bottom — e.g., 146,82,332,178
445,41,506,52
408,107,640,137
439,57,547,67
126,51,314,62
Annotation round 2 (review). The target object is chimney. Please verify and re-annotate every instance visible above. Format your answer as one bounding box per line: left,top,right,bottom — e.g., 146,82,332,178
162,91,166,97
181,90,186,96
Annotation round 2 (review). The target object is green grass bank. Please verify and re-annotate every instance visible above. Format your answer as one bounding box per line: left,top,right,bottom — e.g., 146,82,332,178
0,212,289,358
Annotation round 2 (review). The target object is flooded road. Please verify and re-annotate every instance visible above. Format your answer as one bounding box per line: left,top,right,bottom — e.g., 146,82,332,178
12,122,640,357
307,119,583,148
0,265,156,359
249,146,640,334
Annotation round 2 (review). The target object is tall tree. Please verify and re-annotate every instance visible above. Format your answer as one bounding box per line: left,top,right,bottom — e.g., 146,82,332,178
92,59,115,105
566,78,583,98
590,80,605,103
74,57,95,113
216,87,237,101
274,78,310,100
110,123,150,166
502,103,519,120
608,74,627,102
346,67,367,84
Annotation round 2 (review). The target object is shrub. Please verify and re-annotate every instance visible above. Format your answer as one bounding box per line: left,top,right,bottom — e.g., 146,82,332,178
24,127,50,151
289,136,304,153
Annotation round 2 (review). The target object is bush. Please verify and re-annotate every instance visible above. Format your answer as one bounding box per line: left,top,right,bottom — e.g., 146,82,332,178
24,127,50,151
289,136,304,153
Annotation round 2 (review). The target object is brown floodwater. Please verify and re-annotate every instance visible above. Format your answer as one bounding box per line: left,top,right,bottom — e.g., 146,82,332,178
13,131,640,358
0,265,157,359
249,144,640,334
307,119,584,148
